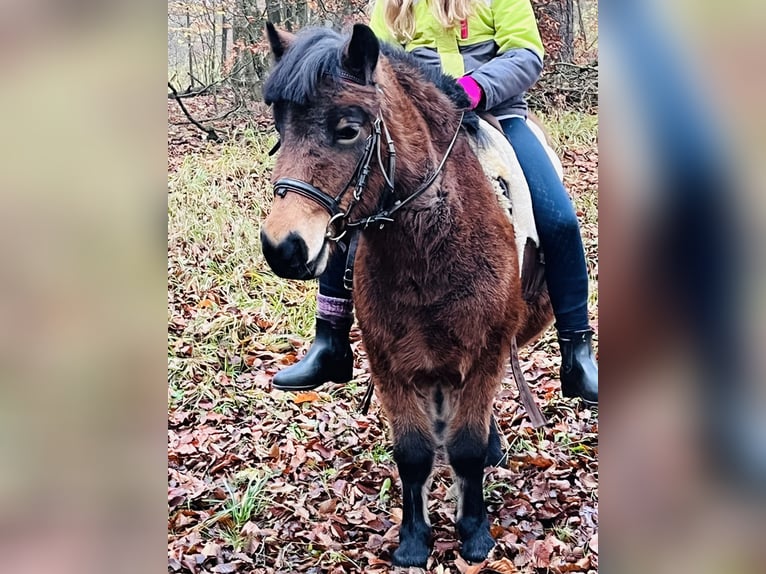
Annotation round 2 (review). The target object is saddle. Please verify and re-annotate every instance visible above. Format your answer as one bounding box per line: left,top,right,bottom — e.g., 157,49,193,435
470,113,562,301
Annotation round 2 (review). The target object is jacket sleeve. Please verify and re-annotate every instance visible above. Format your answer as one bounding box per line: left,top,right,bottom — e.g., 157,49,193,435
368,0,401,46
468,0,545,109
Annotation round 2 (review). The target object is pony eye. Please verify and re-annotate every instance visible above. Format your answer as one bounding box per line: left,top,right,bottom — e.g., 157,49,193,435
335,121,361,144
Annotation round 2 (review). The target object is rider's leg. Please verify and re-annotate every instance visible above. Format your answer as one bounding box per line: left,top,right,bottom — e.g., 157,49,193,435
501,116,598,405
272,245,354,391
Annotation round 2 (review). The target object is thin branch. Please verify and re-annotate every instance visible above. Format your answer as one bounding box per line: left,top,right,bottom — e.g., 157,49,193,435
167,60,248,99
168,82,221,142
170,101,244,126
575,0,587,46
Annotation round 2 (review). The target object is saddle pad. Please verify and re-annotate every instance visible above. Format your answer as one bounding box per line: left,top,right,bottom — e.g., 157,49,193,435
468,118,563,276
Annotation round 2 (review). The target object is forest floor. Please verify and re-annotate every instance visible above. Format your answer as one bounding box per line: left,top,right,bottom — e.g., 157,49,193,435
167,94,599,574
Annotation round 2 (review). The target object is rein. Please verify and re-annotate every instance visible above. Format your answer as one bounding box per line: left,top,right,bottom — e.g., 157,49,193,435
272,111,465,241
344,111,464,233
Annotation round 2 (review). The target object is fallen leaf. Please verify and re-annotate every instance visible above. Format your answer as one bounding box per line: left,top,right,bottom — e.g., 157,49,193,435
532,536,555,568
486,557,518,573
454,554,486,573
318,498,338,514
200,541,221,557
293,391,320,404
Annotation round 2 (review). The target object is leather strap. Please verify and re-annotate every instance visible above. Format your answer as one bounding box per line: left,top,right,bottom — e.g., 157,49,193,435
343,229,361,291
273,177,342,217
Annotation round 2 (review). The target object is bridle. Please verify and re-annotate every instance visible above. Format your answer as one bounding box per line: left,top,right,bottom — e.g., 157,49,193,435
271,110,465,242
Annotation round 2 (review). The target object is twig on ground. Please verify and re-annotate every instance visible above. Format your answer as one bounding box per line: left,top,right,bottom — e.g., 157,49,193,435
168,82,221,142
170,101,244,126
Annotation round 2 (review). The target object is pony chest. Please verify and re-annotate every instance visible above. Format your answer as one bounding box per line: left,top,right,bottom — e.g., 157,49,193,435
360,306,476,378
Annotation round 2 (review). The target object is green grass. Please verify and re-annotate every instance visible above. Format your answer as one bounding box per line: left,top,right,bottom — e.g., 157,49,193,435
538,110,599,154
553,524,577,544
367,443,394,464
168,129,318,411
204,469,275,543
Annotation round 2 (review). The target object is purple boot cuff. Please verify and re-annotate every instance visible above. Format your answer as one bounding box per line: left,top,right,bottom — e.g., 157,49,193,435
317,294,354,326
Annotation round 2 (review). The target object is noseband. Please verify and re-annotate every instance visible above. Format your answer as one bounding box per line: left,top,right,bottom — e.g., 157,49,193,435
273,116,396,241
272,112,464,241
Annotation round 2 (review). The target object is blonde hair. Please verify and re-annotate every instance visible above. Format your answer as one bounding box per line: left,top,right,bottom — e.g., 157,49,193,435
382,0,477,42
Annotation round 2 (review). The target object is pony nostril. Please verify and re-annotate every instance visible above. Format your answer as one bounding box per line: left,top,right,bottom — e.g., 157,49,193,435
260,230,312,279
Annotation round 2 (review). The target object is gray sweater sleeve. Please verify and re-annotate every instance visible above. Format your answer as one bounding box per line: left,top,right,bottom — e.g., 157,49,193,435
469,48,543,110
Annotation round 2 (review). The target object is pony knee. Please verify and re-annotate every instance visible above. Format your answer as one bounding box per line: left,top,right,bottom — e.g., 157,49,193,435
447,429,487,478
393,431,435,483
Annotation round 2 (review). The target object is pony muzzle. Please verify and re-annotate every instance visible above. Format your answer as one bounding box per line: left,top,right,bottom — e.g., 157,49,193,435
260,228,330,280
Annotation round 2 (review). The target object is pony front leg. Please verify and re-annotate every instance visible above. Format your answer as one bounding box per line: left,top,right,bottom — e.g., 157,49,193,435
447,402,496,562
379,389,435,568
391,427,434,567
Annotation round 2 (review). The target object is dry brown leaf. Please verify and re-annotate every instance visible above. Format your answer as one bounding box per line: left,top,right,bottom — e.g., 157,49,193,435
589,532,598,554
200,540,221,557
318,497,338,514
293,391,320,404
486,557,518,573
532,536,555,568
454,554,486,573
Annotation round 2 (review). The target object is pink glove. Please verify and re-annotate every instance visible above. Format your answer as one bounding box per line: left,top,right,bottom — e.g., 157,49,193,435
456,75,483,110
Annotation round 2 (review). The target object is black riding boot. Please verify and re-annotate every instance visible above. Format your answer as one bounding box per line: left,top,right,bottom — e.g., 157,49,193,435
558,329,598,406
272,318,354,391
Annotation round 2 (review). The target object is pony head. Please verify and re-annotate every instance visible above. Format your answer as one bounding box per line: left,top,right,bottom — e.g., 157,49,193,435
260,23,382,280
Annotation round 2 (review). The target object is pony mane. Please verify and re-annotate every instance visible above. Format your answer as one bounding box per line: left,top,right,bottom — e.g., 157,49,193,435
264,26,479,134
379,42,479,133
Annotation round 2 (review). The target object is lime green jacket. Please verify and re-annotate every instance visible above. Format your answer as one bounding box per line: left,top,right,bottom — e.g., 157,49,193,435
369,0,544,117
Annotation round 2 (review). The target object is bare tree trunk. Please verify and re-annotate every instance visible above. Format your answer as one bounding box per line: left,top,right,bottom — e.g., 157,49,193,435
295,0,308,28
221,13,228,71
560,0,574,62
575,0,587,47
532,0,574,63
266,0,281,26
234,0,266,100
186,8,195,88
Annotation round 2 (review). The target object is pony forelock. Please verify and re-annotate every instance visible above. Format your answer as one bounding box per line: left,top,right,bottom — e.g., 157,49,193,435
264,28,345,105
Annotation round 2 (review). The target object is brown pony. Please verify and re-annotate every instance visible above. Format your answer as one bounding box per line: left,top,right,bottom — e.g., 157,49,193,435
260,23,553,567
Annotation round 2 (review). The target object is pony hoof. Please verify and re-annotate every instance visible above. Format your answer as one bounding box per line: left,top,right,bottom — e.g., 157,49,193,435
459,529,495,564
391,540,429,568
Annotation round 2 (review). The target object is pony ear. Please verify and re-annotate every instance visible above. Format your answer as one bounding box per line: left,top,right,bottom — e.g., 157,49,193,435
341,24,379,84
266,22,295,61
